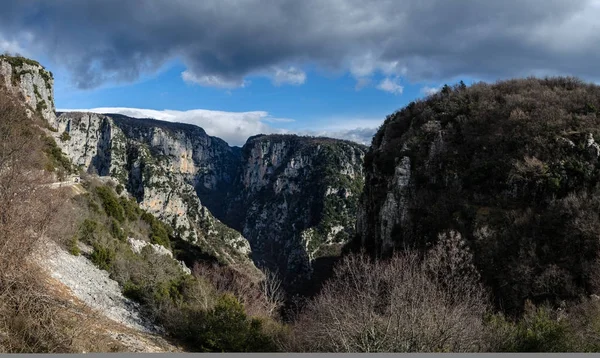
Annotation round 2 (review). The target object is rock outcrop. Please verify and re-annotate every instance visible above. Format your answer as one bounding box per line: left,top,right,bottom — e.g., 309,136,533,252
0,55,56,125
226,135,366,290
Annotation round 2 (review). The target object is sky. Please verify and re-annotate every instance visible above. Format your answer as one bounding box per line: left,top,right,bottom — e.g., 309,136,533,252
1,0,600,146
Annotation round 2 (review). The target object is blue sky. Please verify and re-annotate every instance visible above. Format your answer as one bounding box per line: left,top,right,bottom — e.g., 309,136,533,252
50,57,458,145
1,1,598,146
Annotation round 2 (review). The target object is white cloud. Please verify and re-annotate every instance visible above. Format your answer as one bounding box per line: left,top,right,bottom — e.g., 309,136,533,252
421,85,441,96
349,52,408,91
0,34,26,56
297,117,384,145
181,70,247,89
272,66,306,86
58,107,287,146
58,107,381,146
376,77,403,94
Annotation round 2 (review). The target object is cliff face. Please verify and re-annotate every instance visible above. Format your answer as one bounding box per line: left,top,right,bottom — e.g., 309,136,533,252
0,55,56,125
226,135,366,290
359,78,600,312
50,111,255,273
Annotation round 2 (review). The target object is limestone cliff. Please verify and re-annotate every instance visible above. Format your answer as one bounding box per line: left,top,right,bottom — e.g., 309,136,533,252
226,135,366,290
50,111,255,273
0,55,56,125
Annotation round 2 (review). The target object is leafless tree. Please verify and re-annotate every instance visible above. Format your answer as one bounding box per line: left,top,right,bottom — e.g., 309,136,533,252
260,268,284,318
287,234,491,352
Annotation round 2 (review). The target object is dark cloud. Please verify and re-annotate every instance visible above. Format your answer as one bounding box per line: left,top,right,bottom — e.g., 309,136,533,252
1,0,599,89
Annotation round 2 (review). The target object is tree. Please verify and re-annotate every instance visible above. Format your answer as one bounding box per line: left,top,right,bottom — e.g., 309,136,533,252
288,238,491,352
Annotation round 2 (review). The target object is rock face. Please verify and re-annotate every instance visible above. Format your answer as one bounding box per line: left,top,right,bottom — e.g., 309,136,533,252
358,78,600,313
0,55,56,125
226,135,366,290
50,111,255,273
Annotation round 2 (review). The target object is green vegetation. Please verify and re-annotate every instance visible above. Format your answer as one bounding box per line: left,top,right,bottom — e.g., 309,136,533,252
94,186,126,222
68,236,81,256
70,181,282,352
41,135,74,179
59,131,71,142
176,294,277,352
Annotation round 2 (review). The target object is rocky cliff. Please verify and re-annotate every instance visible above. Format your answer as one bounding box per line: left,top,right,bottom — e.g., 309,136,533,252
225,135,366,290
0,55,255,275
359,78,600,312
0,55,56,125
0,55,367,289
51,111,255,272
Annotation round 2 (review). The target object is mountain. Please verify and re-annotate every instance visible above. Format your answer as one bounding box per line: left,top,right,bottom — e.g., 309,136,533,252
0,55,365,289
225,134,365,291
358,79,600,313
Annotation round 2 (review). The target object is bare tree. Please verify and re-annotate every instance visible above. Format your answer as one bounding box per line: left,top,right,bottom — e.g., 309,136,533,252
287,235,491,352
260,268,284,318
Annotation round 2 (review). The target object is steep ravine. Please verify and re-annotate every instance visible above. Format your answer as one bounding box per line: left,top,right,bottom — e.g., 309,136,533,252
225,135,366,291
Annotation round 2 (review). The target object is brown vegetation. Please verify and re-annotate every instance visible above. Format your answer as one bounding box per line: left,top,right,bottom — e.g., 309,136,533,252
287,233,490,352
0,84,86,352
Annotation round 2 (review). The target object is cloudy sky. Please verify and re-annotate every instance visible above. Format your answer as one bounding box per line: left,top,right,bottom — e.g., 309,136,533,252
2,0,600,146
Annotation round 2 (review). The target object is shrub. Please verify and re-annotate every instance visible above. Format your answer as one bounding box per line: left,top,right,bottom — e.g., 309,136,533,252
94,186,125,222
184,294,277,352
90,243,115,271
486,302,573,352
110,219,126,241
288,237,491,352
59,131,70,142
68,236,80,256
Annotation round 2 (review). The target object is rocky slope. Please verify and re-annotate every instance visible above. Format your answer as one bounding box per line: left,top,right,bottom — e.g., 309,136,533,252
358,78,600,313
225,135,366,290
52,111,255,273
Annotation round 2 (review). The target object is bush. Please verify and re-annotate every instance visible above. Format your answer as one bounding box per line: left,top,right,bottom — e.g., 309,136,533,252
95,186,125,222
183,294,277,352
59,131,70,142
68,236,80,256
141,212,171,248
78,219,98,244
110,219,126,241
90,243,115,271
486,302,573,352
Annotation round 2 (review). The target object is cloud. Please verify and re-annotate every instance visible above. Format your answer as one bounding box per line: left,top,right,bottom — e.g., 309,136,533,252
58,107,380,146
182,71,247,88
302,127,377,145
272,67,306,86
298,117,383,145
2,1,599,89
377,77,403,94
58,107,287,146
421,85,442,96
